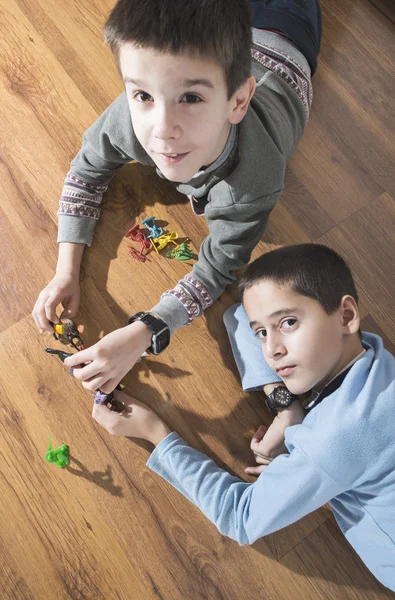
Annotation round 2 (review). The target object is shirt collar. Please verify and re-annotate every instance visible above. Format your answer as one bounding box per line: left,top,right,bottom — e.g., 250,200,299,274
304,348,366,412
189,124,237,179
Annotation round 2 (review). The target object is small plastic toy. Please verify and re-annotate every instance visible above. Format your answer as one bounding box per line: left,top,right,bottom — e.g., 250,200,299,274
45,320,124,412
142,216,164,239
151,231,179,254
125,224,152,262
94,390,125,413
51,318,84,350
166,241,194,261
45,438,69,468
127,247,151,263
125,224,143,241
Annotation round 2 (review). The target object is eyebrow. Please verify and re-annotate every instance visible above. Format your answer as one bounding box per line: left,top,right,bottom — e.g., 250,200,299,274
249,308,300,328
123,76,215,89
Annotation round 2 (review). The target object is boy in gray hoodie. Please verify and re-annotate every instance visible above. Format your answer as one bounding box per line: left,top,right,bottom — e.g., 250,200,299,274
33,0,321,396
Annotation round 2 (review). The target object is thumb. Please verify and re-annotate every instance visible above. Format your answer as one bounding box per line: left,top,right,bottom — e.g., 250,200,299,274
251,424,267,443
245,465,267,476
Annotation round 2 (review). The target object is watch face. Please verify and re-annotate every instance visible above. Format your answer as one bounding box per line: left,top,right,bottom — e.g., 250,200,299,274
151,329,171,354
275,387,293,406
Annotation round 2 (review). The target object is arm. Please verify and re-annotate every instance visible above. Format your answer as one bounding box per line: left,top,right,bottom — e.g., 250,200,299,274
33,95,145,333
147,430,344,544
150,191,282,335
92,392,344,545
58,92,153,248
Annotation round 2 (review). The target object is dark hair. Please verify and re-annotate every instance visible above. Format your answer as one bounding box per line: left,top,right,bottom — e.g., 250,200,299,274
239,244,359,314
104,0,252,98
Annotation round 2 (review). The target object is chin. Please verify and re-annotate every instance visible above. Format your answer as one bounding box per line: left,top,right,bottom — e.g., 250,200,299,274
158,167,193,183
286,381,313,396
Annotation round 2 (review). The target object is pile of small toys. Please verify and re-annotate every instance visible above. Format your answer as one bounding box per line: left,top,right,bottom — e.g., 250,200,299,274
124,216,195,263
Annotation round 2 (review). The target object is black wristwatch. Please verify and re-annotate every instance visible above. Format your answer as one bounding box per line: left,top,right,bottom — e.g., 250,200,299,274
128,312,170,355
265,385,298,413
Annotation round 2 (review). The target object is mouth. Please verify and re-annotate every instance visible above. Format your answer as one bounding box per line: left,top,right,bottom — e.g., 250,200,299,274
157,151,190,165
276,365,296,377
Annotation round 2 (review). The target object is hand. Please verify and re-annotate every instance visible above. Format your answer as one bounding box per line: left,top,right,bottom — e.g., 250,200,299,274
245,400,305,476
32,273,80,333
92,390,171,445
64,321,153,393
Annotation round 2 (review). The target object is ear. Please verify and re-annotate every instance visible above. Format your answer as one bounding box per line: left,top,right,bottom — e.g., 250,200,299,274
228,75,256,124
340,295,360,335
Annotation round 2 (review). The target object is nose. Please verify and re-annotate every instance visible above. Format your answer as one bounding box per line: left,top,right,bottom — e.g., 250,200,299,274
153,103,180,140
265,332,286,361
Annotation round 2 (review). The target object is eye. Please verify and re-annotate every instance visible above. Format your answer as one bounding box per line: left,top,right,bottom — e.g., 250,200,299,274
181,93,202,104
281,318,297,330
255,328,267,341
134,91,153,102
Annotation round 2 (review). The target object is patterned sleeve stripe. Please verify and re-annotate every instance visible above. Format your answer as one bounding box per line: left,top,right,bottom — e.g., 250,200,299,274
66,171,109,193
183,273,213,309
58,202,100,219
160,285,202,325
251,42,312,119
62,186,103,205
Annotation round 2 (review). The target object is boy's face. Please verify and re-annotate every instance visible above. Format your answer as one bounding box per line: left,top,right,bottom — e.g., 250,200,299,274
243,280,360,395
119,44,242,183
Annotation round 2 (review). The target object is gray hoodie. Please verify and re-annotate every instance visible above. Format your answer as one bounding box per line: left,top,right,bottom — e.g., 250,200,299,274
58,30,311,334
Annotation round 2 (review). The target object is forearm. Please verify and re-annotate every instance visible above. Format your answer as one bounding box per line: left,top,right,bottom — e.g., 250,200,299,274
56,242,85,277
147,432,253,544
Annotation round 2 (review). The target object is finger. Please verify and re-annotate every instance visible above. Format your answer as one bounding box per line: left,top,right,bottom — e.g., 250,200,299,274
92,402,115,429
70,361,100,381
44,294,61,325
251,440,271,455
64,348,93,367
251,425,267,445
99,379,118,395
252,453,272,465
245,465,267,476
32,299,44,332
92,402,123,435
81,375,108,392
34,296,54,333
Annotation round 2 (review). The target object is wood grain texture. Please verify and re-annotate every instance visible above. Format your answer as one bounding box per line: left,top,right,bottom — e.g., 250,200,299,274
0,0,394,597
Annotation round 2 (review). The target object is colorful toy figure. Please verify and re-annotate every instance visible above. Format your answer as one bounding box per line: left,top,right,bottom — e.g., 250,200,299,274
94,390,125,413
125,224,152,261
124,224,143,241
151,231,179,254
142,216,164,239
45,438,69,468
166,241,194,261
51,318,84,350
127,247,151,263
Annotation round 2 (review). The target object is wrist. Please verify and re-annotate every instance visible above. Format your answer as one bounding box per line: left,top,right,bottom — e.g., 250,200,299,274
126,320,152,350
276,399,305,420
149,422,172,446
263,382,285,396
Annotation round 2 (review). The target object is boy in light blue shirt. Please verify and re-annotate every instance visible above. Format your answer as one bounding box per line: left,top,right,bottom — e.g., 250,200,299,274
92,244,395,591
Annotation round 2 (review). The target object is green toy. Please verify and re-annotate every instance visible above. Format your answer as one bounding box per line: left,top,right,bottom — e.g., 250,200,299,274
166,241,194,261
45,438,69,468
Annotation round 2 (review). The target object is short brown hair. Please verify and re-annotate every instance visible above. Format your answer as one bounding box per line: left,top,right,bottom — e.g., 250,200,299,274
240,244,359,314
104,0,252,99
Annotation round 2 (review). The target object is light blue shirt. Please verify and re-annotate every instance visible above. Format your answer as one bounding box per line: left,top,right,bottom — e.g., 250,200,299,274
147,333,395,591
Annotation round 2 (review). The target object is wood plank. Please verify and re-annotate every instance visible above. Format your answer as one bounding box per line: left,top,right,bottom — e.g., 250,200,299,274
319,193,395,342
280,517,395,599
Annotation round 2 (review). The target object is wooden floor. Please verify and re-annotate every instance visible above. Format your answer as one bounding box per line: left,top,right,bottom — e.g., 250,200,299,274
1,0,394,598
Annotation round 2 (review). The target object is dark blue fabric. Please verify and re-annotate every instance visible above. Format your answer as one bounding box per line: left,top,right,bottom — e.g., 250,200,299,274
249,0,322,74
